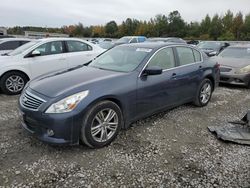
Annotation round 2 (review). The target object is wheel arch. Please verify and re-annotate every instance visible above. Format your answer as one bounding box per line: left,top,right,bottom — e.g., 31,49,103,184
204,74,215,91
0,70,30,81
84,95,126,128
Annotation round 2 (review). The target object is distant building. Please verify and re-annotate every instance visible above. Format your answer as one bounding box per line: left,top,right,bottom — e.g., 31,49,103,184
24,31,69,39
0,27,7,36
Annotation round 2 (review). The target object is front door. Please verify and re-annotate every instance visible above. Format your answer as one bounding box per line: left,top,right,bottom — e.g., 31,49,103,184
136,47,180,117
26,41,67,78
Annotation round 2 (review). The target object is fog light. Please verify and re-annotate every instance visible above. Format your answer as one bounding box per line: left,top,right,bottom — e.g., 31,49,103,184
47,129,54,136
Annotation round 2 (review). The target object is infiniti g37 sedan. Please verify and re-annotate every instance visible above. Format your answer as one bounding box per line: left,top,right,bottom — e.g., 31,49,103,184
0,38,104,95
19,43,220,148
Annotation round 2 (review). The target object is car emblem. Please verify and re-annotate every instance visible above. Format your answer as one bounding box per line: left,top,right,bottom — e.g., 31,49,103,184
23,96,28,103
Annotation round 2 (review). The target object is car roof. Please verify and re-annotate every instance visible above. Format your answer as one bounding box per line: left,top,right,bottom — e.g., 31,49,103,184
228,44,250,48
36,37,88,42
0,38,32,42
120,42,189,49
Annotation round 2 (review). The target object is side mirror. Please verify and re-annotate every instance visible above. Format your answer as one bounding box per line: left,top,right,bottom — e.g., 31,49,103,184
31,50,41,57
143,66,163,76
208,51,217,56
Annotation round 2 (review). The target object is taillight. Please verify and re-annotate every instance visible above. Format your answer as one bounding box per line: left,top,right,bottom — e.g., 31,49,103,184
215,63,220,69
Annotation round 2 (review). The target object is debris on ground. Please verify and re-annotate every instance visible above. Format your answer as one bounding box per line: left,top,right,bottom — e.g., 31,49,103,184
208,110,250,145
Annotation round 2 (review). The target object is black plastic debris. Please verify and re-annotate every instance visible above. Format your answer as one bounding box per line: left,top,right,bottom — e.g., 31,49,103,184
208,110,250,145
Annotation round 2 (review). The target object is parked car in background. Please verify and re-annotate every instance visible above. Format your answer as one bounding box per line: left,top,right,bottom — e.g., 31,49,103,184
98,41,115,50
147,37,186,43
187,40,200,45
0,38,32,55
197,41,230,57
0,38,104,95
212,44,250,88
114,36,146,45
19,42,219,148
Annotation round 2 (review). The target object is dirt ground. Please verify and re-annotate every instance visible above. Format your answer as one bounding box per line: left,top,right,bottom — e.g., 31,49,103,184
0,85,249,188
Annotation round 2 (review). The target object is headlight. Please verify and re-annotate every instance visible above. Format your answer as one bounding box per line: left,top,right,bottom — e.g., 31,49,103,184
208,51,217,56
45,90,89,113
239,65,250,74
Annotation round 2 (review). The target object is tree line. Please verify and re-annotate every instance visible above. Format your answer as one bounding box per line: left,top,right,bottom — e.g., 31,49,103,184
7,10,250,41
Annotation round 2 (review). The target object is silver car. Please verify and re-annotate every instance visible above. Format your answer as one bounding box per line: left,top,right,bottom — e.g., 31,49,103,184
212,44,250,88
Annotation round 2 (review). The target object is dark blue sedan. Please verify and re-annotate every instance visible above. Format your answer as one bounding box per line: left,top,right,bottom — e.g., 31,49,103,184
19,43,220,148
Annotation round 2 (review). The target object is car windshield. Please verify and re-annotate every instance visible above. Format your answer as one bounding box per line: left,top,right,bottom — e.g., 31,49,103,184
197,42,221,50
8,41,38,56
116,37,131,43
218,47,250,59
88,46,152,72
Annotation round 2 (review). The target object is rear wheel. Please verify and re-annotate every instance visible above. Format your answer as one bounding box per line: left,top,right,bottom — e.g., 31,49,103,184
81,101,123,148
0,71,28,95
194,79,213,107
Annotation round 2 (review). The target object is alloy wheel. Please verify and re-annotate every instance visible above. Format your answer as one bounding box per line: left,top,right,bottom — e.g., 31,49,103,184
91,108,118,143
5,75,25,93
200,83,212,104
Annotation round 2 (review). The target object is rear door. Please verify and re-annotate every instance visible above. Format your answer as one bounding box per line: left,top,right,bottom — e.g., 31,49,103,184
25,41,67,78
173,46,203,100
65,40,99,68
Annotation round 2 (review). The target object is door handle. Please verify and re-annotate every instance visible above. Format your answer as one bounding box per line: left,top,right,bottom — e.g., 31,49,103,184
58,58,66,61
171,73,177,79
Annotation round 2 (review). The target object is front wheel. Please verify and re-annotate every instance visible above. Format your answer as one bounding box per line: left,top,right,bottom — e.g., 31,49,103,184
194,79,213,107
0,71,28,95
81,101,123,148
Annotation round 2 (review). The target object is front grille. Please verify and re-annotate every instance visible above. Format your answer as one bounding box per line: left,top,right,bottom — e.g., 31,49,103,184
220,67,232,72
21,91,46,111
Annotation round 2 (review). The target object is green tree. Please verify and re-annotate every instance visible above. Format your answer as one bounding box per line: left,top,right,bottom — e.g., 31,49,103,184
186,22,200,38
210,14,223,40
167,10,186,37
232,12,244,40
242,13,250,40
200,14,211,35
105,21,118,37
154,14,168,37
222,10,234,32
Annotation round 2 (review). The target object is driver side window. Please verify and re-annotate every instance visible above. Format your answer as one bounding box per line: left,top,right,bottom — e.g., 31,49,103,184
148,48,175,70
33,41,63,56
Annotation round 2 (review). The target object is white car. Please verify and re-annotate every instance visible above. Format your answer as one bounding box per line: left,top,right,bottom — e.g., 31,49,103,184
0,38,105,95
0,38,32,55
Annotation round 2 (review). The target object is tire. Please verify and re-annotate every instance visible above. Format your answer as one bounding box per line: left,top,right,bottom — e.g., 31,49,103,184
194,79,213,107
0,71,28,95
247,81,250,89
81,101,123,148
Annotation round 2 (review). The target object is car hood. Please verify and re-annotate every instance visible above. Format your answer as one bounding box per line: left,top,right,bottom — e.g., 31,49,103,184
212,56,250,68
29,66,126,98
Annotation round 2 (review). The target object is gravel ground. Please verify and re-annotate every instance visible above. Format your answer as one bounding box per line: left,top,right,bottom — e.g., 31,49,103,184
0,86,249,188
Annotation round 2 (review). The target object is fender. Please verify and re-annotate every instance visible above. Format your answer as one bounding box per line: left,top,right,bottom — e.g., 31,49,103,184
0,66,32,80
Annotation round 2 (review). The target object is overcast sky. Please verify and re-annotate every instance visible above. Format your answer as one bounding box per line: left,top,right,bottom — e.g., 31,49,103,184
1,0,249,27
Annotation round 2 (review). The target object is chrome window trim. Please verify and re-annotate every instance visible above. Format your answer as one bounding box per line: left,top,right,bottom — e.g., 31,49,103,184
138,44,203,77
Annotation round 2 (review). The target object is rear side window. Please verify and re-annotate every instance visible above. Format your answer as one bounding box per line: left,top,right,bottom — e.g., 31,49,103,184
66,41,92,52
193,49,202,62
176,47,195,66
33,41,63,56
0,41,20,50
148,48,175,70
130,38,138,43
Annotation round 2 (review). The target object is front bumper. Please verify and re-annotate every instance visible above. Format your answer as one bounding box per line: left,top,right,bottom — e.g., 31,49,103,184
220,72,250,86
18,90,85,145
